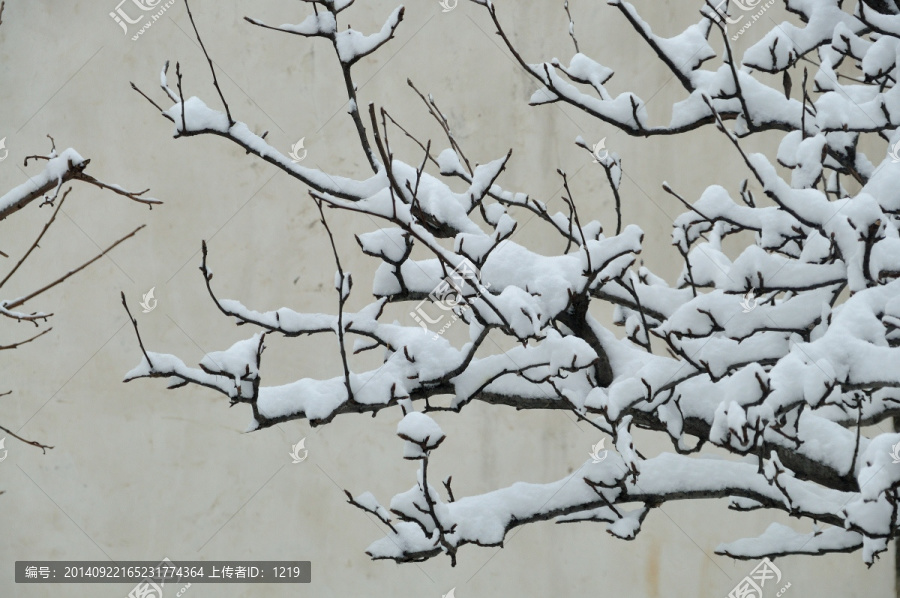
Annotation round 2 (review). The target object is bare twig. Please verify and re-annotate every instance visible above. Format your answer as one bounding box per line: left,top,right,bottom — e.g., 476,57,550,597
0,326,52,351
0,187,71,290
0,422,53,453
314,199,354,403
183,0,234,127
5,225,145,310
121,291,153,368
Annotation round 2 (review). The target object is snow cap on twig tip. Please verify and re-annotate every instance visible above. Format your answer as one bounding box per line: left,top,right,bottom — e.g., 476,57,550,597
397,412,446,459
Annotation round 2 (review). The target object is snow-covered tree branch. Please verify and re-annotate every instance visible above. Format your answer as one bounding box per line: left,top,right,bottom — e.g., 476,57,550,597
1,3,156,458
0,130,155,454
125,0,900,568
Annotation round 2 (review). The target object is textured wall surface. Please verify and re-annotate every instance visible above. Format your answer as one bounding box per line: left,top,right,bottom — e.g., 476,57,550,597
0,1,891,596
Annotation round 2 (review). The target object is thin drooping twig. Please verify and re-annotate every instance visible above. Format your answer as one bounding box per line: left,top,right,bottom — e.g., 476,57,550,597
5,225,145,310
0,423,53,453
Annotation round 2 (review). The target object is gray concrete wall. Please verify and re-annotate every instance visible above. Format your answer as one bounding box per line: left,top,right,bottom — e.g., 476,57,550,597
0,0,890,596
